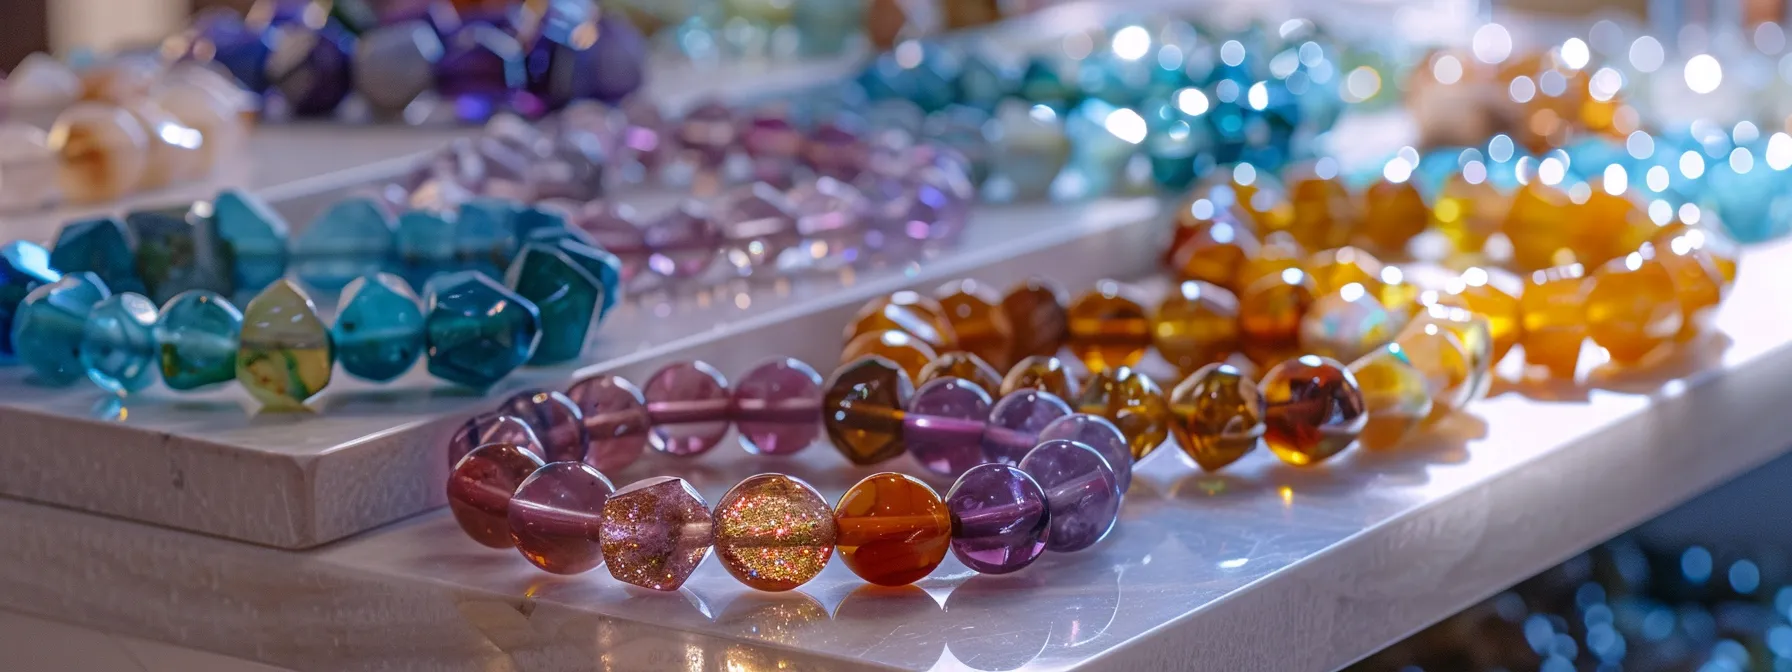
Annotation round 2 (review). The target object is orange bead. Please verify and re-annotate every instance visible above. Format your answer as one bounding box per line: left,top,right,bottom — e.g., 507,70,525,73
1235,231,1306,292
1356,174,1428,255
1076,367,1170,459
1445,267,1523,365
846,302,955,351
1066,280,1152,373
843,329,937,381
1431,167,1509,255
1654,226,1738,291
1376,265,1423,317
1285,165,1357,250
1259,355,1367,466
1307,246,1386,296
1238,268,1317,367
1168,362,1264,472
917,351,1003,392
1000,278,1070,361
1573,188,1650,268
1191,164,1292,233
868,290,951,327
1652,238,1724,340
936,280,1016,370
1585,251,1682,365
1000,355,1079,400
1503,181,1580,272
1152,280,1240,376
1519,264,1591,378
1171,216,1259,288
833,472,952,587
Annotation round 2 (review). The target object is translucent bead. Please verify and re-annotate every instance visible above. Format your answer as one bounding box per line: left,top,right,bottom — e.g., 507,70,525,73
1239,268,1317,367
1520,264,1591,378
917,350,1002,392
643,361,732,456
505,242,606,365
842,329,936,381
1233,231,1305,293
291,197,395,294
1285,166,1356,250
128,208,232,304
945,464,1049,574
600,476,715,591
447,442,544,548
50,217,145,296
713,474,837,591
732,358,823,456
1356,175,1428,255
154,290,242,390
1168,362,1264,472
1300,283,1401,363
847,291,956,351
1393,319,1474,420
209,189,289,303
1348,343,1434,450
47,103,148,203
1066,281,1151,373
987,100,1070,200
904,376,993,478
1502,182,1580,272
12,272,110,384
935,279,1015,371
999,278,1069,361
1431,168,1509,255
565,374,650,473
1000,354,1079,400
1152,280,1240,376
1444,267,1523,365
1306,246,1385,297
423,271,542,388
454,199,520,280
1018,439,1119,552
1170,216,1259,289
236,280,333,410
1259,355,1366,466
834,472,952,586
1653,236,1726,340
1585,250,1681,365
1075,366,1170,460
1653,226,1738,290
1404,303,1494,405
823,356,914,465
79,292,159,393
331,273,424,382
507,462,614,575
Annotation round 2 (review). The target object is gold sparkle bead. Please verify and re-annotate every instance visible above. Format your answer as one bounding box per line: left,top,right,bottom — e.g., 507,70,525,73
1404,303,1494,404
999,278,1070,361
1299,283,1402,363
1445,267,1523,365
1519,264,1591,378
1356,176,1428,256
1076,367,1171,460
1394,317,1475,421
917,351,1004,392
1306,246,1386,296
842,329,938,381
1152,280,1240,376
1000,355,1079,400
1348,343,1434,450
1170,216,1259,289
1239,268,1317,367
1168,362,1264,472
1234,231,1306,293
1654,226,1738,292
1503,182,1580,272
846,299,956,352
1259,355,1367,466
1285,165,1357,250
1432,169,1509,255
1585,250,1682,364
1651,242,1721,341
936,279,1017,370
1066,280,1152,373
713,474,838,592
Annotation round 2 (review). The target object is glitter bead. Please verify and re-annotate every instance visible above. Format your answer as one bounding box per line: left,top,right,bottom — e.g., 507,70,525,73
834,472,952,586
1260,355,1367,465
12,272,109,384
904,376,993,478
842,329,936,381
713,474,837,591
153,290,242,390
642,361,732,456
447,442,544,548
1076,366,1170,461
79,292,159,393
1239,268,1317,367
935,280,1015,371
999,278,1069,361
1037,413,1131,494
1168,362,1264,472
1066,281,1150,373
507,461,614,575
1019,439,1119,552
1153,280,1240,376
1299,284,1400,363
982,388,1070,466
1000,354,1078,400
945,463,1050,574
1348,343,1434,450
331,273,424,382
823,356,914,465
236,280,333,410
447,413,543,468
600,476,715,591
917,350,1002,392
565,374,651,472
423,271,541,389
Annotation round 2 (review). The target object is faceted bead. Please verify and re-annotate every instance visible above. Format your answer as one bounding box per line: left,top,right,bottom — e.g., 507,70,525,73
917,351,1002,392
1299,284,1401,363
501,389,588,463
423,271,541,388
124,101,203,190
1066,281,1151,373
987,100,1071,200
454,199,520,279
1503,182,1580,272
834,472,952,586
353,21,443,115
236,280,332,410
552,239,621,320
447,442,544,548
584,15,647,104
1432,168,1510,255
394,209,456,290
292,197,395,294
504,242,604,365
1404,303,1494,405
1356,175,1428,255
173,9,273,93
154,78,243,175
732,358,823,456
1519,264,1591,378
600,476,715,591
210,189,290,302
1000,279,1069,361
1194,165,1293,234
905,377,994,479
1234,231,1305,294
1259,355,1367,466
13,273,110,384
266,23,354,116
78,292,159,393
1037,413,1131,493
1018,439,1120,552
448,413,543,468
1169,362,1265,471
1170,195,1252,266
643,203,721,279
822,356,914,465
641,362,732,456
802,121,871,182
153,290,243,390
842,329,936,382
1573,190,1650,269
981,388,1070,466
1393,320,1475,420
846,301,955,352
1655,226,1738,290
1285,167,1356,250
434,24,525,123
507,462,614,575
46,103,148,203
128,208,232,305
1586,251,1682,365
1000,354,1078,400
1076,367,1170,461
675,101,737,168
50,217,144,296
713,183,798,273
935,280,1016,371
1153,280,1240,376
1348,343,1434,450
1239,268,1318,367
1445,267,1523,364
0,123,56,212
713,474,838,591
1377,266,1423,317
947,463,1049,574
565,374,650,473
1307,247,1385,296
1170,217,1259,289
1653,237,1725,340
330,273,424,382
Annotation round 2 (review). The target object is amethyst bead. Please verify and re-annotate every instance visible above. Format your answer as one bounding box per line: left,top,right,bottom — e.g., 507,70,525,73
946,463,1051,574
435,23,525,123
600,476,715,591
265,23,354,116
182,8,275,93
677,101,737,169
587,15,646,104
803,121,871,182
565,374,651,473
982,390,1071,466
643,203,721,279
788,177,870,271
507,461,614,575
732,357,823,456
1018,439,1120,553
714,184,796,273
904,377,993,479
743,110,803,187
574,203,648,282
501,389,588,463
1038,413,1131,494
448,413,542,467
643,361,732,456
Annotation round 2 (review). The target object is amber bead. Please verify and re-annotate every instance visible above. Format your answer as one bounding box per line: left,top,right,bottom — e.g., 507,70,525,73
1000,355,1078,399
1519,264,1592,378
1191,165,1292,233
1348,343,1434,450
859,290,954,341
1306,246,1385,297
936,279,1017,370
1168,362,1265,471
1235,231,1306,292
1502,182,1580,272
1171,216,1260,289
842,329,937,381
1377,266,1423,317
1432,171,1508,255
1407,303,1494,404
1300,283,1401,363
1285,167,1357,251
1573,189,1650,268
1239,268,1317,367
713,474,837,591
1170,196,1255,266
1395,317,1475,419
1066,281,1152,373
1654,237,1725,340
1259,356,1367,466
1152,280,1240,376
846,301,955,352
1585,251,1682,364
1075,367,1171,460
1654,226,1738,289
917,351,1003,392
999,278,1070,361
1356,176,1428,255
822,357,914,465
1445,267,1523,365
833,472,952,586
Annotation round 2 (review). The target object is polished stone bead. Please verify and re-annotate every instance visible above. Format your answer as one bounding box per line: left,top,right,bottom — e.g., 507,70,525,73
982,388,1070,466
354,21,443,115
394,209,456,290
447,442,545,548
435,24,525,122
1019,439,1119,552
945,463,1050,574
1037,413,1131,494
732,358,823,456
50,217,144,296
1076,366,1170,461
153,290,242,390
0,242,62,358
999,278,1069,361
834,472,952,586
292,197,395,294
643,361,732,456
1240,267,1317,367
1000,354,1078,400
12,272,109,384
1300,284,1401,364
713,474,837,591
504,242,604,365
1519,264,1591,378
128,208,232,304
644,203,721,279
599,476,714,591
1349,343,1434,450
1586,250,1682,365
1066,281,1151,373
210,189,290,302
265,23,354,116
841,329,937,382
822,356,914,465
905,376,993,479
507,461,613,575
236,280,332,410
565,374,650,473
1259,355,1367,465
1153,280,1240,376
79,292,159,393
916,350,1002,392
423,271,541,388
447,413,543,467
1169,362,1265,471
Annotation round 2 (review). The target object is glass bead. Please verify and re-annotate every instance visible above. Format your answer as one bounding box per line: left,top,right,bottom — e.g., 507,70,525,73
1239,267,1317,367
1307,247,1385,297
1393,320,1474,420
50,217,144,296
842,329,936,382
565,374,651,473
600,476,715,591
1585,250,1682,365
904,376,993,479
982,388,1070,466
1519,264,1591,378
423,271,541,389
1234,231,1305,293
1000,354,1078,400
394,209,456,291
1153,280,1240,376
917,350,1002,392
507,462,614,575
987,99,1070,200
713,474,837,591
46,103,147,203
1356,176,1428,255
1431,168,1509,255
1019,439,1119,552
500,389,588,463
1300,284,1401,364
1000,278,1069,361
153,290,242,391
1348,343,1434,450
1377,266,1423,317
834,472,952,586
1444,267,1523,364
1573,189,1651,269
433,24,525,123
236,280,332,410
1404,303,1494,404
1170,216,1259,289
1076,366,1170,461
78,291,159,393
714,183,798,271
447,442,544,548
1193,165,1293,234
548,238,621,320
822,356,914,465
128,208,232,305
732,358,823,456
1285,167,1356,250
846,301,955,352
1502,182,1580,272
935,279,1015,371
1654,226,1738,290
1653,236,1725,340
1038,413,1131,493
643,202,721,279
1066,281,1151,373
504,242,604,365
1169,362,1264,472
642,361,731,457
945,463,1049,574
1259,355,1367,466
448,413,543,468
210,189,289,302
0,241,63,358
454,199,520,279
292,197,395,294
13,272,110,384
266,23,353,116
353,21,442,115
331,273,424,382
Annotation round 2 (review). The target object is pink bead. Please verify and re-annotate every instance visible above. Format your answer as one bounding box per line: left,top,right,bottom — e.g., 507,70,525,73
599,476,715,591
447,413,542,468
731,357,823,455
500,389,588,463
643,202,721,279
643,361,732,456
447,442,545,548
576,202,648,282
507,461,615,575
565,374,651,473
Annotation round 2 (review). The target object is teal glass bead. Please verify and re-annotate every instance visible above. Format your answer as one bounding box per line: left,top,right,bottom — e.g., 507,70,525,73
513,206,570,241
50,217,145,296
553,239,621,318
12,272,110,385
153,290,243,391
505,242,604,365
424,271,540,389
79,292,159,393
128,208,233,304
0,241,64,359
1703,143,1792,243
456,198,520,279
922,106,994,186
1145,118,1211,191
237,279,334,411
865,44,959,113
956,53,1014,112
291,197,395,294
209,188,290,303
332,273,425,382
395,209,456,290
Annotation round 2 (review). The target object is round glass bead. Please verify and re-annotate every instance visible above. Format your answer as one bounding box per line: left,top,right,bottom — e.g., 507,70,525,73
448,413,543,467
1037,413,1131,494
1066,281,1151,373
1239,268,1317,367
935,279,1016,371
236,280,333,410
981,388,1070,466
565,374,651,473
1000,354,1078,400
713,474,837,591
834,472,952,586
508,461,614,575
1306,246,1385,297
1349,343,1434,450
600,476,715,591
1168,362,1265,472
1171,216,1259,290
1299,283,1401,363
846,297,956,352
79,292,159,393
12,272,109,385
1019,439,1120,553
153,290,242,390
500,389,588,463
945,463,1050,574
331,273,424,382
732,357,824,456
842,329,937,381
642,361,732,456
447,442,544,548
916,350,1002,392
905,377,994,479
1259,355,1367,466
